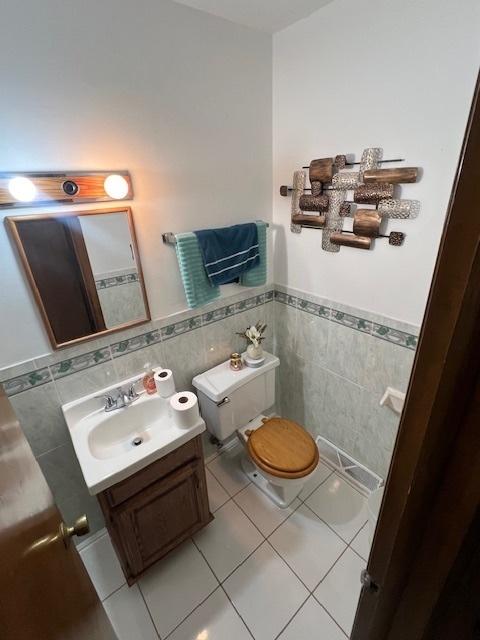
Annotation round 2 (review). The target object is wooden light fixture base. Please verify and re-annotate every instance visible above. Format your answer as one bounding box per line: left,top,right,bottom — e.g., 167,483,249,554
0,171,133,209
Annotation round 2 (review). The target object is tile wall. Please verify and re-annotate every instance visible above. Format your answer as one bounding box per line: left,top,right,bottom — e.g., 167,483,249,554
95,269,146,329
0,283,418,538
0,285,273,537
273,285,418,478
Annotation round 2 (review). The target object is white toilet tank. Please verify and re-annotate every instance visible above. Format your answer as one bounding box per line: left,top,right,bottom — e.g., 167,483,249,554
192,352,280,441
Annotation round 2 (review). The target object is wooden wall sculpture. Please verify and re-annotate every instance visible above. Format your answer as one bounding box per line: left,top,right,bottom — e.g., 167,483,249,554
281,147,420,252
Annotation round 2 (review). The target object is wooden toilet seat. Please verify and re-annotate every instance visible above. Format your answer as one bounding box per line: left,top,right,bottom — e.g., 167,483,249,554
246,417,319,479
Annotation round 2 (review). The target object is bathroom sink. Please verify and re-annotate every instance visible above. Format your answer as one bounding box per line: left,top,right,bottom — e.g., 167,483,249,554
62,375,205,494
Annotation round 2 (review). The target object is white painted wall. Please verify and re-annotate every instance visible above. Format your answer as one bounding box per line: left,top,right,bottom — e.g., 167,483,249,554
0,0,272,367
79,213,136,276
273,0,480,326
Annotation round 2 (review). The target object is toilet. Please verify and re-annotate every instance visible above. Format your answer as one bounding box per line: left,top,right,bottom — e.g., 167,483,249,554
192,352,320,508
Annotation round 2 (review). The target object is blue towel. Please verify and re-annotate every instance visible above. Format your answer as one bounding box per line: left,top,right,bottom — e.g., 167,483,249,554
194,223,260,286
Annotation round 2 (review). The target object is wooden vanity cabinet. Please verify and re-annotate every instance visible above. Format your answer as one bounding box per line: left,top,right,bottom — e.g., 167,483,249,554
97,435,213,585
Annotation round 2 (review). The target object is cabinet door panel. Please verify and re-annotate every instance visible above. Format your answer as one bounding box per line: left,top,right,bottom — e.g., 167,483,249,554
114,461,210,578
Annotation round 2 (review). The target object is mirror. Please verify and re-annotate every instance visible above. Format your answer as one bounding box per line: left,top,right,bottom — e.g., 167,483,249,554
7,207,150,349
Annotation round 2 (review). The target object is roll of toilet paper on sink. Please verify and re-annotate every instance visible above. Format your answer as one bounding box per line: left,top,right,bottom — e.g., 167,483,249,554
170,391,200,429
154,369,176,398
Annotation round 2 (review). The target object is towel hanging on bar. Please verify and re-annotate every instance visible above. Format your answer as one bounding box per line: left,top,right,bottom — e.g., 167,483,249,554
194,222,259,286
173,221,267,309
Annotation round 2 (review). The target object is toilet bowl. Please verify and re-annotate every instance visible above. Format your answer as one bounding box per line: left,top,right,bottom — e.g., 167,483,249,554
192,352,320,508
237,415,319,508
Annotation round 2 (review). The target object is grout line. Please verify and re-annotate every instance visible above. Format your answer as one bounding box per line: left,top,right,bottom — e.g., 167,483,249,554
312,544,351,591
191,540,256,640
136,583,162,639
100,580,127,603
233,490,303,541
266,539,312,594
213,535,265,585
302,461,371,500
76,527,108,552
272,593,311,640
315,599,350,638
219,584,256,640
297,469,335,503
312,590,352,638
148,576,219,640
301,500,363,547
348,521,370,562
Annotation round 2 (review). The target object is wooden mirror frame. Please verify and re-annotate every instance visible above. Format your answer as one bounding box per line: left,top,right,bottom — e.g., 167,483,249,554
6,206,151,350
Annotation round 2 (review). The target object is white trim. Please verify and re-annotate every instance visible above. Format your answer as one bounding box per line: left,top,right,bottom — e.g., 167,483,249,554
208,253,259,277
205,244,259,267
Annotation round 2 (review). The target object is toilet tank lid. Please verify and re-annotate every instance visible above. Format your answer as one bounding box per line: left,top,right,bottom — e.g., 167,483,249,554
192,351,280,403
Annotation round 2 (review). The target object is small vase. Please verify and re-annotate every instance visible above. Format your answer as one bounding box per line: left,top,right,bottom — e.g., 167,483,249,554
246,343,263,360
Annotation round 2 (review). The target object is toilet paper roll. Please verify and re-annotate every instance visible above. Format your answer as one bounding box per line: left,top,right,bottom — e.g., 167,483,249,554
170,391,200,430
154,369,176,398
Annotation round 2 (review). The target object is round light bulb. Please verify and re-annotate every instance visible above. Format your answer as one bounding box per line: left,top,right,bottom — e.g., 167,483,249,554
104,174,129,199
8,177,37,202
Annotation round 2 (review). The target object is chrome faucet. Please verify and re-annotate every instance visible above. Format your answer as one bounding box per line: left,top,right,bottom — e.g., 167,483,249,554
98,383,140,412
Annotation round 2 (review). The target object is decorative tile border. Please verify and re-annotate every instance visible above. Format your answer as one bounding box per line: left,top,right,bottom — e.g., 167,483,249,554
372,323,418,349
275,289,417,349
330,310,373,334
1,367,52,396
274,290,297,307
297,298,331,319
161,315,202,341
0,284,417,396
96,272,139,290
50,347,112,380
202,305,235,326
235,293,265,314
111,330,161,358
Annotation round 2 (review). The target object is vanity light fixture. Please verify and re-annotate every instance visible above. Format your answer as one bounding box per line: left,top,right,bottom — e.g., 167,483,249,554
104,174,129,199
8,176,37,202
0,171,133,208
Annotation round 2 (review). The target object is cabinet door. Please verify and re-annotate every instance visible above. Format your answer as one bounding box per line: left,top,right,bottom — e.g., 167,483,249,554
113,461,211,579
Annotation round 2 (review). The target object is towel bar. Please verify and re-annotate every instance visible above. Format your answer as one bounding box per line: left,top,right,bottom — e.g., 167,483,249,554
162,222,270,246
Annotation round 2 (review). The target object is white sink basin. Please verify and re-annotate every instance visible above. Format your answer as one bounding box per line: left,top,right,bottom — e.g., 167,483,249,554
62,375,205,495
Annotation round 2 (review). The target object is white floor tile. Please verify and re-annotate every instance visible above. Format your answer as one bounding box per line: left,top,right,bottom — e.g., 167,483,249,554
234,482,301,536
298,461,333,501
207,444,250,496
224,542,309,640
168,588,252,640
80,533,125,600
103,584,159,640
193,500,264,581
205,468,230,512
139,540,218,638
278,596,347,640
305,473,368,542
350,523,371,561
269,504,347,591
314,548,365,636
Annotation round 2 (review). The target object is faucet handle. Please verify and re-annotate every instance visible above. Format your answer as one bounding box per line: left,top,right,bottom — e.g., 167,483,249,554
95,393,116,410
127,383,140,401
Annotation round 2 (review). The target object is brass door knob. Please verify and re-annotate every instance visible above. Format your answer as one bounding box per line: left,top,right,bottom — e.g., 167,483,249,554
60,515,90,548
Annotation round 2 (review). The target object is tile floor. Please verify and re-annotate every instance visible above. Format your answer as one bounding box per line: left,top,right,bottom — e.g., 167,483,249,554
80,442,370,640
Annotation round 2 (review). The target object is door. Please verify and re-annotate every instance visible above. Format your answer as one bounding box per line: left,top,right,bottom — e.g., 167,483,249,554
351,73,480,638
0,388,116,640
